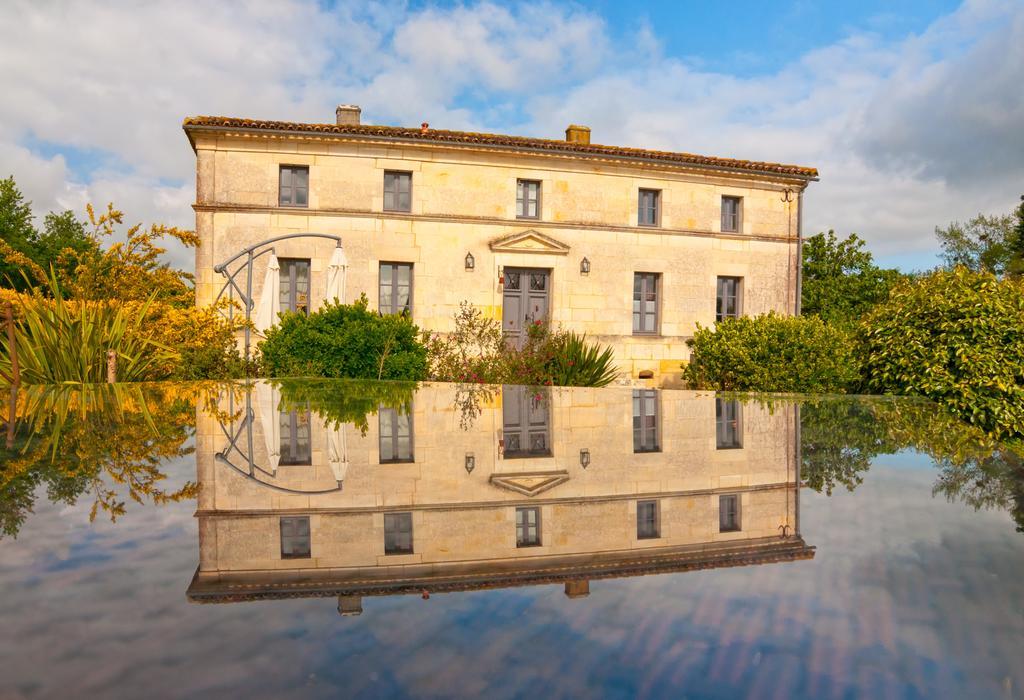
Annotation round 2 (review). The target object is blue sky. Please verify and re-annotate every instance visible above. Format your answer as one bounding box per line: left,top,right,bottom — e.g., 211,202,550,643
1,0,1021,271
577,0,962,74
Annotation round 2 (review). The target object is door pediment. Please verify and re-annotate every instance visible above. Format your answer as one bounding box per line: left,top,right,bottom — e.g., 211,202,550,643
489,230,570,256
490,471,569,497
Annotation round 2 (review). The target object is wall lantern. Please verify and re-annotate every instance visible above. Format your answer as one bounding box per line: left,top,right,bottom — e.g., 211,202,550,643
465,252,475,270
579,448,591,469
465,452,475,473
580,257,591,275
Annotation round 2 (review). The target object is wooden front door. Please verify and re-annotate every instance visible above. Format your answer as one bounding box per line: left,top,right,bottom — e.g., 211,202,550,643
502,267,550,349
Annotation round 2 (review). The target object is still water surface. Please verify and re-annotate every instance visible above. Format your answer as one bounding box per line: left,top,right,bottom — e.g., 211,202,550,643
1,380,1022,699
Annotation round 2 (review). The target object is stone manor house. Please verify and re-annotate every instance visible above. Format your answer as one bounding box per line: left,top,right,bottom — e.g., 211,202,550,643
184,106,817,385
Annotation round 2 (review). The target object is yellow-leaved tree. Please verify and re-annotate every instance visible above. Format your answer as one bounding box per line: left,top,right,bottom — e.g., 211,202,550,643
58,203,200,307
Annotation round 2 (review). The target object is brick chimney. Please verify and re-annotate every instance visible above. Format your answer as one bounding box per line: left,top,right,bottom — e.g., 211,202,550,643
565,124,591,145
336,104,361,126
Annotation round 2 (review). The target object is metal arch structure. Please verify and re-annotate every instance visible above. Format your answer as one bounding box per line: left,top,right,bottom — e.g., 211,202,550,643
214,387,343,496
213,233,344,364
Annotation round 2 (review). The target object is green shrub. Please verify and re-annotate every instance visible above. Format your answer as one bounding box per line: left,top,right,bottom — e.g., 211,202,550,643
683,312,860,393
860,267,1024,440
259,295,428,380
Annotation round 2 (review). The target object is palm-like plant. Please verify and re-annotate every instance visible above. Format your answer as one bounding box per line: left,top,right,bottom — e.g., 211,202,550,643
0,271,176,385
545,331,619,387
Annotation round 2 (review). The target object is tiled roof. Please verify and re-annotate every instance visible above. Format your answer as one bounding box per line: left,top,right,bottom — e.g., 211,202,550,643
183,115,818,179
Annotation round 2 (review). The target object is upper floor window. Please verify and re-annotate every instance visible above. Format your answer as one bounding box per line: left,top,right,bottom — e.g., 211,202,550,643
633,389,660,453
384,171,412,212
633,272,659,335
279,165,308,208
716,398,743,449
384,512,414,554
379,262,413,315
279,258,310,315
719,494,741,532
379,404,414,463
721,195,742,232
516,507,541,547
280,516,311,559
279,408,312,465
716,276,741,322
638,189,661,227
637,500,660,539
516,179,541,219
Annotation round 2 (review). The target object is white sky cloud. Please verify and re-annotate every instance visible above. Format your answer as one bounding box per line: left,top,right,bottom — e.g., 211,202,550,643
0,0,1021,271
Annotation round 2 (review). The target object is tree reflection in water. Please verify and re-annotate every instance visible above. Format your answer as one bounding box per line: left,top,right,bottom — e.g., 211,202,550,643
800,395,1024,531
0,382,208,538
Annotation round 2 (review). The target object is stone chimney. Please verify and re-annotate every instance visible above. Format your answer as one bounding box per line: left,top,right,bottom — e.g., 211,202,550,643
565,124,591,145
336,104,361,126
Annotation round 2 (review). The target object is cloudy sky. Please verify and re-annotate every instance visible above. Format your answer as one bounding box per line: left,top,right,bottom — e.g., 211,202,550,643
2,0,1022,271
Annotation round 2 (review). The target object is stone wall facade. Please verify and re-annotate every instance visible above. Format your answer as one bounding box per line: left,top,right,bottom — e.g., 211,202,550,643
188,118,814,385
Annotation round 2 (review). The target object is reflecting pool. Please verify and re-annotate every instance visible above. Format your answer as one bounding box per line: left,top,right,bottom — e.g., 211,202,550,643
2,380,1023,699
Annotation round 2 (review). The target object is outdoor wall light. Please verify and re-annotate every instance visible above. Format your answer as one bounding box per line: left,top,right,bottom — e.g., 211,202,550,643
579,449,591,469
580,257,591,275
465,452,475,473
465,252,475,270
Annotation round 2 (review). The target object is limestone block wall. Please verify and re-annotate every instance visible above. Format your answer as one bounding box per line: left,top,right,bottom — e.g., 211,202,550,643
192,133,807,386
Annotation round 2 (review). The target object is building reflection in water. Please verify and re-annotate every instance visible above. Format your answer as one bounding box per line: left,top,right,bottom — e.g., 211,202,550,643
189,382,813,614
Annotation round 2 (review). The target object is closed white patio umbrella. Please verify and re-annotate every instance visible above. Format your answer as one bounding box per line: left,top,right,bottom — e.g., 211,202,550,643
327,422,348,487
253,253,281,334
325,244,348,304
255,381,281,477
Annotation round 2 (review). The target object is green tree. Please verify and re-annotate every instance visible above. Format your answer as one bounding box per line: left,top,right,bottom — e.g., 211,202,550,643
936,211,1018,276
1006,195,1024,277
36,210,96,281
801,231,902,324
0,176,96,291
0,176,40,291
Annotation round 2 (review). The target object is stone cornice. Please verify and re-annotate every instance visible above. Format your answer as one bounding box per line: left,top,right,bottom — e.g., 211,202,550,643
192,202,799,245
193,480,799,518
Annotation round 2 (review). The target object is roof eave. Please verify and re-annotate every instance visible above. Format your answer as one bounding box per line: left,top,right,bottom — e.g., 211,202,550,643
181,123,819,183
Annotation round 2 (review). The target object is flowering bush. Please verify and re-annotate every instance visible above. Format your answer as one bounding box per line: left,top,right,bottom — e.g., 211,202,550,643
134,300,247,380
424,303,618,387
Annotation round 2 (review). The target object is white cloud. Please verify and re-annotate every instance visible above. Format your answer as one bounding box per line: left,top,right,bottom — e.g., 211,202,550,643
0,0,1021,273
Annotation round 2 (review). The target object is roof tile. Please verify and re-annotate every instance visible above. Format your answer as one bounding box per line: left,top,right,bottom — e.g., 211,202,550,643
183,115,818,179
